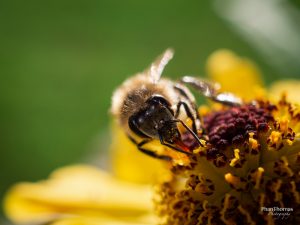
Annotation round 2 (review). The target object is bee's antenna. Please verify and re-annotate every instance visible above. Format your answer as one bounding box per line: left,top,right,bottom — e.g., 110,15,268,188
148,48,174,84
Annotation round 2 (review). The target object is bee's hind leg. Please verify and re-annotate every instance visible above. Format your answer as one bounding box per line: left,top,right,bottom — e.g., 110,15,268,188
181,76,242,106
127,135,172,161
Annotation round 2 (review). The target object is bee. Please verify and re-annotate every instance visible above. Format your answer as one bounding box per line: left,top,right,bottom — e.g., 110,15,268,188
111,49,242,161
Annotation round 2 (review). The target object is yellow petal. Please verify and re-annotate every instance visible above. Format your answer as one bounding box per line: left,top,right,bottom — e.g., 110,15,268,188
110,123,171,184
4,165,154,224
49,214,157,225
269,79,300,104
206,49,264,100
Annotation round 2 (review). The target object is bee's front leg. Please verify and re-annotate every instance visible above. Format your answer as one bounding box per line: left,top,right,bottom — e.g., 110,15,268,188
127,135,172,161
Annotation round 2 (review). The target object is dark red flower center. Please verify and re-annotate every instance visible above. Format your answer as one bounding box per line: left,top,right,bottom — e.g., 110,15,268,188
203,103,276,151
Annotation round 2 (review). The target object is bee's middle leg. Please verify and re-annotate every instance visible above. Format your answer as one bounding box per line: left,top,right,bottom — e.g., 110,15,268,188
175,101,199,135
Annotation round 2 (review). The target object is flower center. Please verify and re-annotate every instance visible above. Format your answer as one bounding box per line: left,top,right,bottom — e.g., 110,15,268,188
200,103,277,167
204,103,275,149
156,99,300,225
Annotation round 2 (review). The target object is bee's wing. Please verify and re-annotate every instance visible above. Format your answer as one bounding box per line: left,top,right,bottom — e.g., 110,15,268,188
146,48,174,84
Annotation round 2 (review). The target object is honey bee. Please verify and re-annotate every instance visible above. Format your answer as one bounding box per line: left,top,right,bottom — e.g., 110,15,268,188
111,49,242,161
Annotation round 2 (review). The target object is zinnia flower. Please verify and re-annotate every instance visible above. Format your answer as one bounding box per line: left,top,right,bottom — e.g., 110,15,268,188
156,97,300,224
3,50,300,225
3,127,168,225
156,50,300,225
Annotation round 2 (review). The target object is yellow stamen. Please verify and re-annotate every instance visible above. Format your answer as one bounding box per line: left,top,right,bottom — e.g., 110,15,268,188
224,173,247,191
229,149,240,167
279,117,289,133
249,137,258,150
220,194,234,225
254,167,264,189
269,131,281,143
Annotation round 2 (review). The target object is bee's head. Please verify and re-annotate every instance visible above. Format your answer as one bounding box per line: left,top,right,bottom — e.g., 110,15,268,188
128,95,180,142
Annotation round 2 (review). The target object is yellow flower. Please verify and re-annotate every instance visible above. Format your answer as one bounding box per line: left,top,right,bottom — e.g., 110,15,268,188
269,80,300,104
155,50,300,224
4,49,300,225
110,123,171,184
4,127,169,225
206,49,264,101
156,97,300,224
4,165,158,225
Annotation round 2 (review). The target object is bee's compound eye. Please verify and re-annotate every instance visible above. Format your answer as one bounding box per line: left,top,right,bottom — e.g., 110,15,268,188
150,104,156,111
128,115,149,138
138,117,144,124
145,110,151,116
148,95,171,107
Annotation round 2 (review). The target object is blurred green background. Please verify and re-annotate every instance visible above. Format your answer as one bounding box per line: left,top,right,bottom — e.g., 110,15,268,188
1,0,300,220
